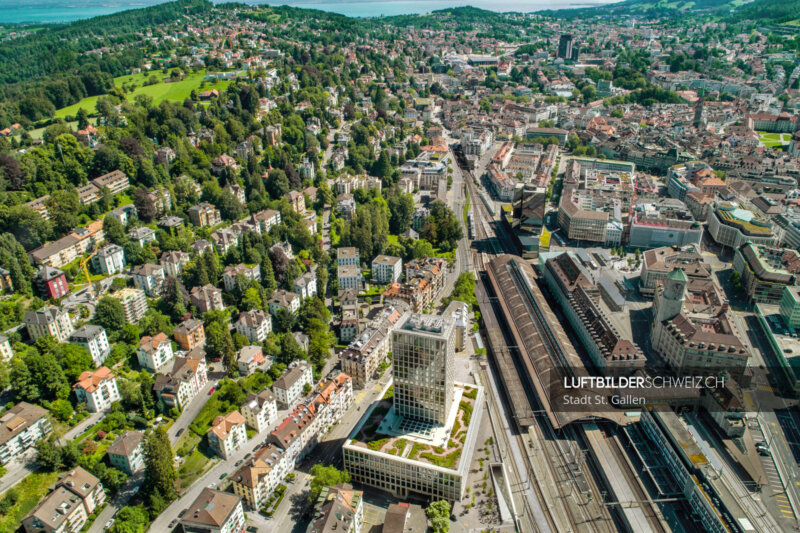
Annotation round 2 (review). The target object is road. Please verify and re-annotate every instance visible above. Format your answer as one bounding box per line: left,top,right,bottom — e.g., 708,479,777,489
258,373,393,533
89,378,222,533
0,409,107,496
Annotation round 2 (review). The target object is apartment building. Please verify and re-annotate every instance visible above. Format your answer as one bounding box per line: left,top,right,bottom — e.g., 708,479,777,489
130,263,166,297
371,255,402,284
188,202,222,227
106,431,144,475
23,468,105,533
268,289,300,315
111,287,148,323
0,402,52,465
136,332,175,373
179,489,245,533
190,284,225,313
174,319,206,351
29,220,104,269
337,247,360,267
240,388,278,433
92,244,126,275
69,325,110,367
73,367,120,413
235,310,272,344
293,269,318,300
223,264,261,292
160,250,191,278
308,485,364,533
237,346,266,376
25,306,73,342
34,266,69,300
340,306,403,388
337,265,363,291
207,411,248,459
153,349,208,411
230,443,290,510
273,361,313,408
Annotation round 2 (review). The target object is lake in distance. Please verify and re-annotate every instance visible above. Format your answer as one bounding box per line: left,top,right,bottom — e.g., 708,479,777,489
0,0,616,24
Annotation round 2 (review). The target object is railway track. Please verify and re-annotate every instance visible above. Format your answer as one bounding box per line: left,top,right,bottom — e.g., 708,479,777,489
463,168,618,533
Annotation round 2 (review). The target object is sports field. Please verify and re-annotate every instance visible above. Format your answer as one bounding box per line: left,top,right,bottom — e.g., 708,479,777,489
758,131,792,148
54,69,235,119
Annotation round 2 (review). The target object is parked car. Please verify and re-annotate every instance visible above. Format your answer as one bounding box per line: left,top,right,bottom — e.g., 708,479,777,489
176,428,184,437
169,519,178,529
235,460,243,467
104,518,115,530
220,472,227,479
208,387,216,395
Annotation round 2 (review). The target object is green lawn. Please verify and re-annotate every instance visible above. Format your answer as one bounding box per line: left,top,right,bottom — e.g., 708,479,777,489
0,471,60,533
55,69,235,120
177,448,213,492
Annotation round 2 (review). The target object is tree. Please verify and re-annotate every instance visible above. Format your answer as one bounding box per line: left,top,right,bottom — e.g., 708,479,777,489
427,501,451,533
95,296,126,331
266,169,289,200
273,308,295,333
309,464,351,502
133,187,156,222
103,214,127,245
143,426,176,501
111,505,150,533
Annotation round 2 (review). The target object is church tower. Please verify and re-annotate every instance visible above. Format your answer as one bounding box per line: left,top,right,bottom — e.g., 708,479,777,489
693,90,707,130
654,268,687,324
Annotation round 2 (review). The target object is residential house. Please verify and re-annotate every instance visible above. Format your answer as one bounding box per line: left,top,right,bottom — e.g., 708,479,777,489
191,284,225,313
160,251,190,278
130,264,165,297
273,361,313,408
34,266,69,300
136,332,175,373
73,367,119,413
174,319,205,351
92,244,126,275
207,411,247,459
223,264,261,292
106,431,144,475
69,325,110,367
25,306,73,342
235,310,272,344
0,402,52,465
268,290,301,316
240,388,277,433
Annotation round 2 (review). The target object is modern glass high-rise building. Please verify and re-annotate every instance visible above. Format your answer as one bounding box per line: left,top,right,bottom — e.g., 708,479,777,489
392,313,456,425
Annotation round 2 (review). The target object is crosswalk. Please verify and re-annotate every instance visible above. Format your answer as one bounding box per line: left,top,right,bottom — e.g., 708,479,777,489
754,431,797,519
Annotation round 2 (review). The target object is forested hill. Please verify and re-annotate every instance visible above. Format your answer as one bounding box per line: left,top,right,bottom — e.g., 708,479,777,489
0,0,212,126
545,0,800,23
